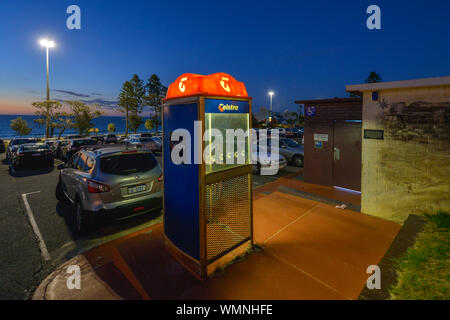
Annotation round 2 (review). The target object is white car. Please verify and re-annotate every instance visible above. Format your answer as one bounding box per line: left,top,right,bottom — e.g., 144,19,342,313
252,149,287,175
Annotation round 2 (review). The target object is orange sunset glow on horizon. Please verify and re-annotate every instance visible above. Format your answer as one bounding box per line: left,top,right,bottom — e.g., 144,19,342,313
0,98,119,116
0,98,36,115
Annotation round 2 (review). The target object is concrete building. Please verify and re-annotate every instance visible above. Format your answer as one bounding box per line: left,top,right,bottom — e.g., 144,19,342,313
346,76,450,223
295,76,450,224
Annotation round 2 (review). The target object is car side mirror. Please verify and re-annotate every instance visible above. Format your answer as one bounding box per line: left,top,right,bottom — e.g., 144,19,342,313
57,163,66,170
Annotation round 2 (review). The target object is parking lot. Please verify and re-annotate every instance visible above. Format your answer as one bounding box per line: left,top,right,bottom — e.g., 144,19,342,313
0,149,300,299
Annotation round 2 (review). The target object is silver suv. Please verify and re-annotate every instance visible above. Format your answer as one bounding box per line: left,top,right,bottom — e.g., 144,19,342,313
56,145,163,234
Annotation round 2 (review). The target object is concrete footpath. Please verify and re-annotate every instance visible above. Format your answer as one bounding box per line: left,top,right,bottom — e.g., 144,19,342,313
33,173,401,300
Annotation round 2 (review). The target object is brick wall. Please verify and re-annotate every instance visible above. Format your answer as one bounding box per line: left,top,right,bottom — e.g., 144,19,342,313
303,99,362,186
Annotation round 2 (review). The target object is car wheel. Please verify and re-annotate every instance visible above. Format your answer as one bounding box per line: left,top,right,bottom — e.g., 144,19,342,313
55,179,66,201
252,164,261,175
75,200,92,235
11,160,19,171
293,155,304,167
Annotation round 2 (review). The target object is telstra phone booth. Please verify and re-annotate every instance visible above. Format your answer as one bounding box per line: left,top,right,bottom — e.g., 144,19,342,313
162,73,253,279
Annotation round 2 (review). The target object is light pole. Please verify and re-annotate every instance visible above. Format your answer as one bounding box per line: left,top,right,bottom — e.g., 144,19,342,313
268,91,274,127
39,39,55,138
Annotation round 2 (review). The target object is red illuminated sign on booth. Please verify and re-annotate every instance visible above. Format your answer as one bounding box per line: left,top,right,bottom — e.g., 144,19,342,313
165,72,250,100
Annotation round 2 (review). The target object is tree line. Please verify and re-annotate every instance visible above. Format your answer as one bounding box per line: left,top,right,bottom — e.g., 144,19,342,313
10,73,167,138
118,74,167,136
10,100,103,138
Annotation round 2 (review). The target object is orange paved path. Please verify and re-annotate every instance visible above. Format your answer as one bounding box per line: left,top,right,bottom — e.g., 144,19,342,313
254,170,361,207
81,174,399,300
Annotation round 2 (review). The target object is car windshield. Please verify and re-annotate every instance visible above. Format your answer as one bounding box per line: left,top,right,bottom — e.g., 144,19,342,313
140,138,153,142
21,144,49,151
281,139,299,148
73,140,96,147
100,153,157,175
12,139,37,145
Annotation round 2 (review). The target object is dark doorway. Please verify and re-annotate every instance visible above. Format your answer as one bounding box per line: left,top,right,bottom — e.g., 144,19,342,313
333,121,362,191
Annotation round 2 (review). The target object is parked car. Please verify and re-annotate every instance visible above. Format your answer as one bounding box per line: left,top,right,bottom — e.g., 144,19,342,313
141,133,154,138
150,136,163,151
252,148,287,175
256,137,304,167
56,146,163,233
62,138,97,162
64,134,82,140
90,136,105,144
275,128,286,136
285,128,301,138
43,138,58,147
10,143,54,170
6,138,38,161
0,139,5,153
104,134,118,144
128,133,153,139
52,140,69,159
279,138,304,167
149,137,162,152
127,137,160,152
151,136,162,144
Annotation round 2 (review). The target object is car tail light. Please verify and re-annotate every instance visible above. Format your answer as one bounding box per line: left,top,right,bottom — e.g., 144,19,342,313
134,206,145,212
86,180,111,193
157,174,163,182
122,150,138,154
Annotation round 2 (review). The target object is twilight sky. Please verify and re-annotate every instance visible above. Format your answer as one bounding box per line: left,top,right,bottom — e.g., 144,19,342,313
0,0,449,115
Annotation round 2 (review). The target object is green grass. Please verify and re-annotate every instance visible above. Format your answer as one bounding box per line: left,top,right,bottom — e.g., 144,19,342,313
389,211,450,300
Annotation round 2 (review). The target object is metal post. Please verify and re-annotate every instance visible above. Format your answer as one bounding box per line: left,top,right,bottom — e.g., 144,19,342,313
46,46,49,101
45,46,50,138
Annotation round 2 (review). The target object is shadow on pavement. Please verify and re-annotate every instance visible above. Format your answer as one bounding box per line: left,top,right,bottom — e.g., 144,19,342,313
56,199,163,242
9,165,54,178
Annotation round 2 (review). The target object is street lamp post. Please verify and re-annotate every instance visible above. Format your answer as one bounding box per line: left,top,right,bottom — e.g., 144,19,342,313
39,39,55,138
268,91,274,127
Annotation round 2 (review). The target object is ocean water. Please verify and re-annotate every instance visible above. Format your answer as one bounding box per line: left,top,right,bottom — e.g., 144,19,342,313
0,115,160,139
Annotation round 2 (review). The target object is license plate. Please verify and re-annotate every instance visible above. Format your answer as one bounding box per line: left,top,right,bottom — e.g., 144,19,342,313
128,184,146,194
32,153,41,157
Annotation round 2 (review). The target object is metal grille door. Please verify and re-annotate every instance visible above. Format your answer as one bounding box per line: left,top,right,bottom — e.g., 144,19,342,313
205,173,251,262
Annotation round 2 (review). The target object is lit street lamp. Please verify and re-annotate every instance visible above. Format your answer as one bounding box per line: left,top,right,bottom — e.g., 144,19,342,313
39,39,55,101
268,91,274,127
268,91,274,112
39,39,55,138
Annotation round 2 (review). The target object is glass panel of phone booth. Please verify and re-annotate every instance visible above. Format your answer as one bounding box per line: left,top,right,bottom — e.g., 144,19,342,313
204,110,250,175
205,113,250,174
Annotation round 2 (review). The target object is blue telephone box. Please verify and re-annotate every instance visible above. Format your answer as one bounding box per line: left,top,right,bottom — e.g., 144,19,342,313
162,73,253,279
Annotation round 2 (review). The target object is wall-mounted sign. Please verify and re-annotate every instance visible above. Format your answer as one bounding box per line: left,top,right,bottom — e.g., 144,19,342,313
205,99,249,114
364,129,384,140
314,133,328,142
306,106,316,117
314,141,323,149
372,91,379,101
